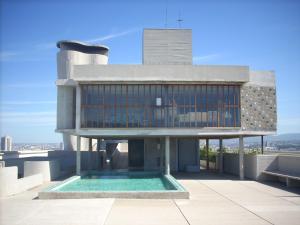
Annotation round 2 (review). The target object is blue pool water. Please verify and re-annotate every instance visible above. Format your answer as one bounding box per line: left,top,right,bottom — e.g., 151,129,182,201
56,173,178,192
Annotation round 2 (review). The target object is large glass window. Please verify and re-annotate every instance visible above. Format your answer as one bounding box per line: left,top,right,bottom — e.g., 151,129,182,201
81,84,241,128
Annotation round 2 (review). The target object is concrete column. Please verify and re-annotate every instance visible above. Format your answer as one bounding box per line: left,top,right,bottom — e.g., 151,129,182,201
165,136,170,175
88,138,92,171
261,136,264,155
76,136,81,175
196,139,200,168
75,85,81,132
239,136,244,180
160,138,164,172
206,139,209,170
96,138,101,170
175,138,179,172
219,138,223,174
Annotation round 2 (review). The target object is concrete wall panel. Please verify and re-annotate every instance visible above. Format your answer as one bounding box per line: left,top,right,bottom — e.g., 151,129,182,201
144,138,161,170
143,29,192,65
57,86,75,130
178,138,198,171
0,166,42,197
223,153,239,176
72,64,249,83
241,71,277,132
24,160,60,182
278,155,300,174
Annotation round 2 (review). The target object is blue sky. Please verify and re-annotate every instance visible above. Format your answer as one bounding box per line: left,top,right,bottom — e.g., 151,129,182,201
0,0,300,143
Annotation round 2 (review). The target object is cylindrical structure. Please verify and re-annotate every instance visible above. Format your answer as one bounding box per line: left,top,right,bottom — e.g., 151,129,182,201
63,134,89,151
57,41,109,151
56,40,109,79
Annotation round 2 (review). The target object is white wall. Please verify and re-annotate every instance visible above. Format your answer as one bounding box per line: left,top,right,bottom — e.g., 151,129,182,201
24,161,60,182
0,166,42,197
57,50,108,79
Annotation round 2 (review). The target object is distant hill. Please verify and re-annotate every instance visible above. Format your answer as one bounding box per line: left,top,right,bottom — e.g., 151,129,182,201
265,133,300,142
208,133,300,145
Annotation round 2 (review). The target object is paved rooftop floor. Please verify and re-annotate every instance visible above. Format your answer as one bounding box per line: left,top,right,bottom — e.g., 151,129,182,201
1,172,300,225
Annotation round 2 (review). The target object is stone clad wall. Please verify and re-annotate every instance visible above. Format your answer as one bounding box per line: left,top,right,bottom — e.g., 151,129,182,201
241,86,277,131
240,71,277,132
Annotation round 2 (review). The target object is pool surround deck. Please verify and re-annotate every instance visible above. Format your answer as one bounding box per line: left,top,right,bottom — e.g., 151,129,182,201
38,171,189,199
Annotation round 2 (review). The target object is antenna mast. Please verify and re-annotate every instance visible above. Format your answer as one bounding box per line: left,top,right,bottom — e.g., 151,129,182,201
177,11,183,28
165,0,168,28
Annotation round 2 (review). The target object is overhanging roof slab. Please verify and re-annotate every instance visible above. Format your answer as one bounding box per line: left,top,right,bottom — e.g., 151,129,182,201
72,65,249,83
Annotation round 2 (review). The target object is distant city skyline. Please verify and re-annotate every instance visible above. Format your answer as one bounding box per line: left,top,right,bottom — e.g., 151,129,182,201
1,0,300,142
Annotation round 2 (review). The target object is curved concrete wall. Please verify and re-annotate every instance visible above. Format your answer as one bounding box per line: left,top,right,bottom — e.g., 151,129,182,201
24,161,60,182
57,41,109,150
57,50,108,79
63,134,89,151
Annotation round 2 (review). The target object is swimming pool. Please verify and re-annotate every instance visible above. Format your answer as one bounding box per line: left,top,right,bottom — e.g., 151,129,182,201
39,171,189,199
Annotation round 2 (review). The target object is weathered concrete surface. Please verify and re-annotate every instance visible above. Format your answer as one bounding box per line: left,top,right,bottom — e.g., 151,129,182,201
0,183,114,225
143,29,192,65
1,172,299,225
72,64,250,83
105,199,188,225
0,166,43,197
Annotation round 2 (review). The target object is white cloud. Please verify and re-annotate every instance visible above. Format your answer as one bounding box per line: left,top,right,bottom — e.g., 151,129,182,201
85,28,139,43
0,111,56,126
1,28,139,61
193,53,221,63
35,42,56,50
2,100,56,105
0,51,22,61
3,83,54,88
34,28,139,51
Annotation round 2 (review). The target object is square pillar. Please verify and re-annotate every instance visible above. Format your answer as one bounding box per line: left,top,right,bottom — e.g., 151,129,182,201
160,138,164,172
261,136,264,154
196,139,200,167
165,136,170,175
239,136,244,180
76,136,81,175
75,85,81,132
219,138,223,174
206,139,209,170
88,138,92,171
97,138,101,170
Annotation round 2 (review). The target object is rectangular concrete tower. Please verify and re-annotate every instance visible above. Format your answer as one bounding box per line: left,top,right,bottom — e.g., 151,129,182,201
143,29,192,65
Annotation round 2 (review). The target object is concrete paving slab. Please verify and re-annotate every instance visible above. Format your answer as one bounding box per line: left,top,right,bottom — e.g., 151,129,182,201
104,199,188,225
198,179,300,225
177,180,222,200
1,199,114,225
176,180,270,225
241,181,300,197
280,196,300,205
1,172,300,225
0,183,114,225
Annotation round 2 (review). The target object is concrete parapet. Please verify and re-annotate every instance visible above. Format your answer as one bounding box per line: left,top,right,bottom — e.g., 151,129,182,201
0,166,42,197
222,153,300,182
278,155,300,174
223,153,239,176
24,160,60,182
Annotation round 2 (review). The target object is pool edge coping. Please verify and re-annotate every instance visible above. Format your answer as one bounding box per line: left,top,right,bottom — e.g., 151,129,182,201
38,171,189,199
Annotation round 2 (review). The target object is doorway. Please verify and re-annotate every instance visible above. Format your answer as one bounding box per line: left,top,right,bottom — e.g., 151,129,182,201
128,139,144,169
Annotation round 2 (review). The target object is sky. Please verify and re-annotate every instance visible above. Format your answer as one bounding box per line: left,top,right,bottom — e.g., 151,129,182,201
0,0,300,143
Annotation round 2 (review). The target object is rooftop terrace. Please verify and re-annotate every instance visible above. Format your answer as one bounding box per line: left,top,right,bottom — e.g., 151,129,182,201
1,172,299,225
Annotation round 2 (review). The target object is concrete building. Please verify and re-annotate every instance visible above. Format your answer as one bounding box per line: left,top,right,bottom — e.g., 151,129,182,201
56,29,277,179
1,136,12,151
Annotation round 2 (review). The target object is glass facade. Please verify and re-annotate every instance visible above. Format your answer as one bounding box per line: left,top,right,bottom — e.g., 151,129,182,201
81,84,240,128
